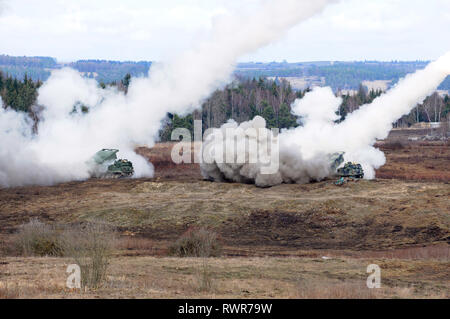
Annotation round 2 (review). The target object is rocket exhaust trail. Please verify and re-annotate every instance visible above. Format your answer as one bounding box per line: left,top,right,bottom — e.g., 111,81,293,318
201,52,450,187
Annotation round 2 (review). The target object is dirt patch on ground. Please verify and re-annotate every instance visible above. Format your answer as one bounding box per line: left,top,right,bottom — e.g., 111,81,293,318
222,208,449,250
136,144,202,181
138,130,450,183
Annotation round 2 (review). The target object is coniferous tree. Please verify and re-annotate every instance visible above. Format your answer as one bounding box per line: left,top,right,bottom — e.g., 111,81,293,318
261,100,277,128
121,73,131,93
443,95,450,118
278,103,298,129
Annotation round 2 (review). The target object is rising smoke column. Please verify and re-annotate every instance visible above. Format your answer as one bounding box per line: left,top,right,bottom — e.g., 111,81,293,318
201,52,450,187
0,0,340,188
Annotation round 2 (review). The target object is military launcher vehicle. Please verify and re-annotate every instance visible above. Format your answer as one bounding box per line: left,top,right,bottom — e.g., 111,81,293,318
337,162,364,179
90,149,134,178
329,152,364,185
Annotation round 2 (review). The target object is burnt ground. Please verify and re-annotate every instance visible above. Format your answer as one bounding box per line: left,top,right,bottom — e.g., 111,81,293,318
1,177,448,253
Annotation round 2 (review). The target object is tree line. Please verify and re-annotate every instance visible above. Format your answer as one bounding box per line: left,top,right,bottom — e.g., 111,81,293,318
3,54,449,91
0,71,42,113
1,71,449,141
159,78,449,141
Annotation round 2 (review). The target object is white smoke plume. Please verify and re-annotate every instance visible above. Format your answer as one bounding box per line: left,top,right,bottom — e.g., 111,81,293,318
0,0,8,15
201,115,283,187
201,52,450,187
0,0,339,188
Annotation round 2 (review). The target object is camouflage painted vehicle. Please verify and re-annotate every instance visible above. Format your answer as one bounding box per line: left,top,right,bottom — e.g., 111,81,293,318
91,149,134,178
107,159,134,178
337,162,364,179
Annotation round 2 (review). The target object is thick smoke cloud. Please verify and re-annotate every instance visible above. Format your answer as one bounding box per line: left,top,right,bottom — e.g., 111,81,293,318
0,0,7,15
201,116,284,187
0,0,339,187
201,52,450,187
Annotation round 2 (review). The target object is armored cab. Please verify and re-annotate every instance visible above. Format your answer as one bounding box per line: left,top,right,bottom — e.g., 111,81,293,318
90,149,134,178
106,159,134,178
337,162,364,179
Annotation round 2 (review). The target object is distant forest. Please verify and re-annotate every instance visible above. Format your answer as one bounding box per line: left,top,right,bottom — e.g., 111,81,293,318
236,61,450,91
1,71,449,142
1,54,449,91
0,55,152,83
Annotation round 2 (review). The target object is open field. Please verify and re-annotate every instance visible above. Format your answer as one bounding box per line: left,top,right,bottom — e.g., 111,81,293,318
375,128,450,181
376,141,450,181
0,129,449,298
1,253,449,299
0,177,448,252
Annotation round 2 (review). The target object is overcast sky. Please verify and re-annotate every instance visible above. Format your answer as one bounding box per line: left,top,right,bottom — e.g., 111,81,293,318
0,0,449,62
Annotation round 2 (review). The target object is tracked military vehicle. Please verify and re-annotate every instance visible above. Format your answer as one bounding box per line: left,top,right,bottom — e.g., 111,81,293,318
328,153,364,186
90,149,134,178
337,162,364,179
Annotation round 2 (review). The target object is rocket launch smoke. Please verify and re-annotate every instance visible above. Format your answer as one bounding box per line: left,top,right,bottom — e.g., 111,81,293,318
0,0,449,188
201,52,450,187
0,0,340,187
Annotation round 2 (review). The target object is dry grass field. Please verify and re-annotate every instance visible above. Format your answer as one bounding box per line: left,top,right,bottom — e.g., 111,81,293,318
376,140,450,181
1,252,449,299
0,128,448,299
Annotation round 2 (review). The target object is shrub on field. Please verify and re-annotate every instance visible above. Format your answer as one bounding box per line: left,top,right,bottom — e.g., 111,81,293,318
62,222,116,289
15,219,63,257
196,258,215,292
169,227,222,258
